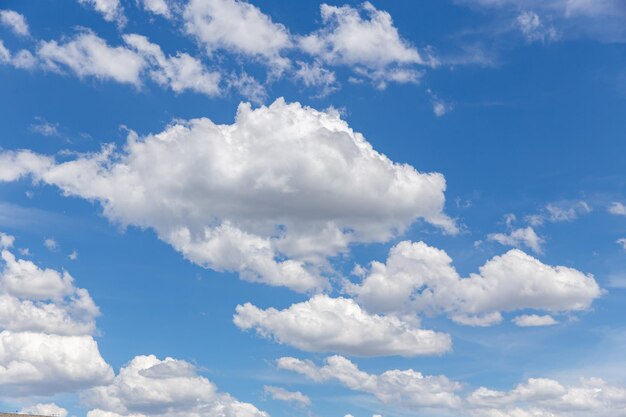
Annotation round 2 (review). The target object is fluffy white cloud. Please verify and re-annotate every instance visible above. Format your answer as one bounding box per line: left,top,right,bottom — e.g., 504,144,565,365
617,238,626,250
234,294,451,356
38,31,145,85
468,377,626,417
0,331,113,396
140,0,171,19
0,234,112,397
123,34,221,96
183,0,291,71
609,202,626,216
78,0,126,26
84,355,268,417
512,314,558,327
21,403,68,417
299,2,431,87
0,99,455,292
264,385,311,407
277,355,462,409
0,249,99,335
345,241,601,326
487,226,544,253
0,10,30,37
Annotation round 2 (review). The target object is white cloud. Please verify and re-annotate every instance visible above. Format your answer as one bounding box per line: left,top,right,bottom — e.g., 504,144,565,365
84,355,268,417
0,10,30,37
617,238,626,250
44,237,58,251
234,294,451,357
183,0,291,71
299,2,430,86
526,201,592,226
0,234,112,397
517,11,558,42
69,250,79,260
123,33,221,96
468,376,626,416
512,314,558,327
277,355,462,409
140,0,171,19
294,61,339,97
0,39,36,69
427,89,453,117
487,226,544,253
0,331,113,397
30,118,61,137
227,71,267,104
264,385,311,407
78,0,126,27
609,202,626,216
0,99,455,292
21,403,68,417
38,31,145,85
0,150,53,182
345,241,601,326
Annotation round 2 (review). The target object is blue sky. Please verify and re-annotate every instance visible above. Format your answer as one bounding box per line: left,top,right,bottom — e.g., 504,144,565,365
1,1,626,416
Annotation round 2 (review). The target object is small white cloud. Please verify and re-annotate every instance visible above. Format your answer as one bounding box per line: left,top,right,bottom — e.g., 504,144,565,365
21,403,68,417
140,0,171,19
609,202,626,216
69,250,79,260
517,11,558,43
512,314,558,327
30,117,60,137
527,200,592,226
617,238,626,250
264,385,311,407
488,226,544,253
84,355,268,417
44,237,58,251
78,0,126,27
0,9,30,37
427,89,453,117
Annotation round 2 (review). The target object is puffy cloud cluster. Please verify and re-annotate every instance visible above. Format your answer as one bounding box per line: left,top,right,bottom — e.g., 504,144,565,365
0,234,112,397
36,30,222,96
234,294,451,356
468,376,626,417
299,2,431,87
140,0,171,19
278,355,462,409
345,241,601,326
38,31,146,85
0,99,455,292
84,355,268,417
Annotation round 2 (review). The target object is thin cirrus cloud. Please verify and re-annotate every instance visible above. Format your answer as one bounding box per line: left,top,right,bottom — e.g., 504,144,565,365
0,98,456,293
234,294,452,357
0,233,113,397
